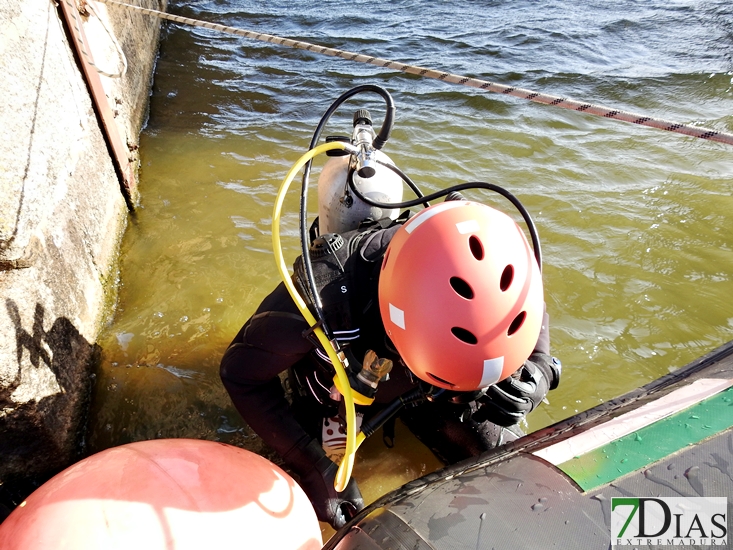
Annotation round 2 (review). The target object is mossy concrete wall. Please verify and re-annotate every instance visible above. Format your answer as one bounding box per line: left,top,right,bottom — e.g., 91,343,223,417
0,0,165,511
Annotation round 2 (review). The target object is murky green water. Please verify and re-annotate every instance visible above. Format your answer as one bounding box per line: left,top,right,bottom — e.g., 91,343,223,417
87,0,733,521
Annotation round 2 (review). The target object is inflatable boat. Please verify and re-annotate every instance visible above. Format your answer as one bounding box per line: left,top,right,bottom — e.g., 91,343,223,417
324,340,733,549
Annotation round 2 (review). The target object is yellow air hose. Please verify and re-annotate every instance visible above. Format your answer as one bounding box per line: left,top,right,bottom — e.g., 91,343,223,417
272,140,364,492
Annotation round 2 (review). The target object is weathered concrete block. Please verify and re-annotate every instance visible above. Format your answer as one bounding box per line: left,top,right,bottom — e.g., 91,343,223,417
0,0,164,508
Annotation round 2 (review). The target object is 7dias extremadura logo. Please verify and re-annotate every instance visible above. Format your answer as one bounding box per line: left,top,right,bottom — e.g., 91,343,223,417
612,497,727,547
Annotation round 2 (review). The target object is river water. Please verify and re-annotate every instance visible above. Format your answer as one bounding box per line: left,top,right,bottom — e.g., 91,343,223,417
87,0,733,531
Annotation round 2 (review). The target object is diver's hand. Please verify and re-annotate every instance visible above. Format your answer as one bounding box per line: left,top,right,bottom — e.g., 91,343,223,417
285,438,364,529
298,456,364,529
473,360,550,427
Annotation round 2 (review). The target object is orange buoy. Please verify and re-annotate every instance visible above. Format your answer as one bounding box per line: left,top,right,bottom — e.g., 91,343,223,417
0,439,321,550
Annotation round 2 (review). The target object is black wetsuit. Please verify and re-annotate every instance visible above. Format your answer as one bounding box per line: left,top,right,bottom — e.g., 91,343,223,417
220,222,556,468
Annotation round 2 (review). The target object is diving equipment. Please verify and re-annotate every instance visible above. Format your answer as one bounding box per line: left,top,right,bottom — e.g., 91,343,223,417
317,110,403,234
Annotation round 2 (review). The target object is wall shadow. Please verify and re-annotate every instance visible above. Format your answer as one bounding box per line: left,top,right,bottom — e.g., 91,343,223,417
1,299,100,521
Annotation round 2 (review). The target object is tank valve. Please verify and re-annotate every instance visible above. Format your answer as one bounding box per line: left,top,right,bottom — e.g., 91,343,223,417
352,109,377,179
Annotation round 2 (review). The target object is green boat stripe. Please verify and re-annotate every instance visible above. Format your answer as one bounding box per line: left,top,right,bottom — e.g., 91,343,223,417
535,380,733,491
533,378,733,465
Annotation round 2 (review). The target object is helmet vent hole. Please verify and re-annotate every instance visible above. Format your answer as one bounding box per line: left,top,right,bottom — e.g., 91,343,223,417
507,311,526,336
451,327,478,345
500,265,514,291
469,236,484,260
449,277,474,299
381,249,390,271
427,372,456,388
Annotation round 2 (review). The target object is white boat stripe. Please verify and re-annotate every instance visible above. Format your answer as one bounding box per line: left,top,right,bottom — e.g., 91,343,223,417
532,377,733,465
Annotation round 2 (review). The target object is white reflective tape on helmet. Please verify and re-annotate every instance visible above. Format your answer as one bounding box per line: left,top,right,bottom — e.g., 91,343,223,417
404,201,467,234
389,303,405,329
456,219,480,234
480,357,504,387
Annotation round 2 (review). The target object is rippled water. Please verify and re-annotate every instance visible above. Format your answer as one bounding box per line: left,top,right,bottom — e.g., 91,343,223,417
88,0,733,519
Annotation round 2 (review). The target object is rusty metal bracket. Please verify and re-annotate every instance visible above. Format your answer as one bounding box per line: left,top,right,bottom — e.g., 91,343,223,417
57,0,137,210
0,237,41,271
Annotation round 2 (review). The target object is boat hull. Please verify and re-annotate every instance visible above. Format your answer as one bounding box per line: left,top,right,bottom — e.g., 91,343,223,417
325,341,733,549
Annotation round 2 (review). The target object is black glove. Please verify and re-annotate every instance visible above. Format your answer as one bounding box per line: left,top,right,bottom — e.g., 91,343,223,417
285,438,364,529
473,354,561,427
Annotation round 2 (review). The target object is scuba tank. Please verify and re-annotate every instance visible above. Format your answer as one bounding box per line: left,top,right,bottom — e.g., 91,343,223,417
317,110,403,234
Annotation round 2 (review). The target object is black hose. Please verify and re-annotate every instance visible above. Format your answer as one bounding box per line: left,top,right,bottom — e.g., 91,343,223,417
360,388,425,438
298,86,396,337
346,180,543,270
374,159,430,208
297,85,543,346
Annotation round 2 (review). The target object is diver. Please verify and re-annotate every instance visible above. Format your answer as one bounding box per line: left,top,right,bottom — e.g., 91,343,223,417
219,198,561,529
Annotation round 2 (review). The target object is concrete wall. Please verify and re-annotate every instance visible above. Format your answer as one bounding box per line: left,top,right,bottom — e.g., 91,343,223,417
0,0,165,511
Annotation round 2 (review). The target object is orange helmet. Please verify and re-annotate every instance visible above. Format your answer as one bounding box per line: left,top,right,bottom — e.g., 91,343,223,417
378,201,544,391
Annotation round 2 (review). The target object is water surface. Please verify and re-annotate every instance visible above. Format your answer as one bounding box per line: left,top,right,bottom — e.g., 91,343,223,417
88,0,733,526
